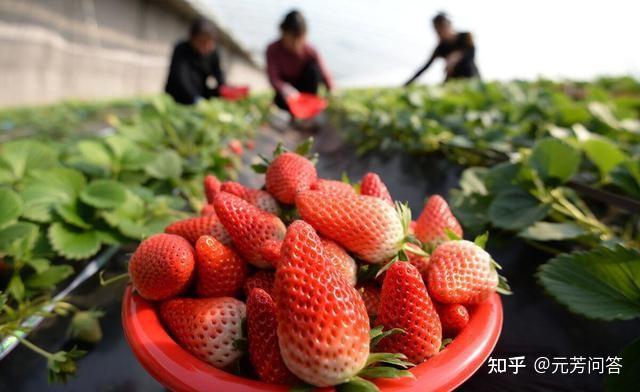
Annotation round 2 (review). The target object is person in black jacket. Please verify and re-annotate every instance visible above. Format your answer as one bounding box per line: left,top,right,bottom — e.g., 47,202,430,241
405,13,479,85
165,19,226,104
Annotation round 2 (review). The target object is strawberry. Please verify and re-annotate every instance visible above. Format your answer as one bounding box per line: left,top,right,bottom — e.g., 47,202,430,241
128,233,195,301
245,139,256,151
243,270,276,298
159,297,245,368
274,221,370,387
415,195,463,248
213,192,286,268
406,243,430,281
266,152,317,204
228,139,244,155
296,190,406,263
259,239,282,267
360,172,393,204
358,282,381,318
408,220,417,235
376,262,441,364
321,238,357,286
310,179,356,198
247,288,296,384
221,181,280,215
200,203,215,216
195,235,248,298
427,240,498,304
436,303,469,337
164,214,231,246
204,175,221,204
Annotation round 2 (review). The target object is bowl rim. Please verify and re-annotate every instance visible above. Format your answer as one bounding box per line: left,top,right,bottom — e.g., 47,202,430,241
122,286,502,392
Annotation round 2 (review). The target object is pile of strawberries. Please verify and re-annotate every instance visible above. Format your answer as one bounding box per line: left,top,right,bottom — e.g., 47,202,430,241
127,146,507,390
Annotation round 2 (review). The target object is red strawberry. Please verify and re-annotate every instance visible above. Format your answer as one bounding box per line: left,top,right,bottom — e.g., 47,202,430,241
321,238,357,286
274,221,370,386
427,240,498,304
221,181,280,215
165,214,231,246
260,239,282,267
247,288,296,384
243,270,275,297
415,195,463,248
358,282,381,318
310,179,356,198
200,203,215,216
408,220,417,235
129,233,195,301
406,243,430,282
245,140,256,151
360,172,393,204
195,235,248,297
266,152,317,204
436,303,469,337
296,191,405,263
160,297,245,368
228,139,243,155
204,175,221,204
213,192,286,268
376,262,442,364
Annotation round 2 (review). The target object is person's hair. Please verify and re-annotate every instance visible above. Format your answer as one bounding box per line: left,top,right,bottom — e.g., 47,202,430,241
190,18,217,39
432,12,450,27
280,10,307,37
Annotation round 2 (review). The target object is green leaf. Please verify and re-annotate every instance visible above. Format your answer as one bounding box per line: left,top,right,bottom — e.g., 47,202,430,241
474,232,489,248
370,328,406,349
0,140,57,181
7,275,25,301
25,258,51,274
581,138,628,177
610,159,640,198
21,168,86,222
26,265,74,289
458,167,488,195
488,189,550,230
358,367,414,380
54,202,92,229
365,352,413,368
0,188,23,228
530,138,581,183
144,150,182,179
80,180,127,209
537,245,640,320
519,221,587,241
0,222,39,258
48,223,101,260
605,338,640,392
337,376,379,392
47,346,86,383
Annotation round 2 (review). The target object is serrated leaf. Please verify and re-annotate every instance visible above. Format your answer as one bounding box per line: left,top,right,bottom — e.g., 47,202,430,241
0,188,23,228
537,245,640,320
0,139,58,181
26,265,74,289
530,138,581,183
145,150,182,179
80,180,127,209
581,138,628,178
48,223,101,260
21,168,86,222
488,189,550,230
519,221,587,241
54,202,92,229
0,221,39,257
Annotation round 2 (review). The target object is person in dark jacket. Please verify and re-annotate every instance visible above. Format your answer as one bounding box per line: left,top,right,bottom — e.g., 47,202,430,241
165,19,225,104
405,13,479,85
266,10,333,111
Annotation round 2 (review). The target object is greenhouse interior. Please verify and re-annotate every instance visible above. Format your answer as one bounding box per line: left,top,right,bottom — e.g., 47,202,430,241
0,1,639,391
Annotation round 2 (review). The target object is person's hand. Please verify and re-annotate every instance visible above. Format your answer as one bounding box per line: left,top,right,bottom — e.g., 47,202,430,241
445,51,463,75
282,84,300,99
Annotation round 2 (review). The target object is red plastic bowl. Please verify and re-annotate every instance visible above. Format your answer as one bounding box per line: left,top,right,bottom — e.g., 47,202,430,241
287,93,328,119
220,85,250,101
122,286,502,392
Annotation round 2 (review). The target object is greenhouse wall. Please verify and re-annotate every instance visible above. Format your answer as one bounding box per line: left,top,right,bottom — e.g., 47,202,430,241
0,0,267,107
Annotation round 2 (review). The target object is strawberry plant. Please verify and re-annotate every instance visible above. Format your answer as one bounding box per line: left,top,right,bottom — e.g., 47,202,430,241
0,94,266,380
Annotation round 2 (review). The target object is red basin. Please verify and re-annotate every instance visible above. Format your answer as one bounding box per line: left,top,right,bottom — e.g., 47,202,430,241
287,93,328,119
122,286,502,392
220,85,250,101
